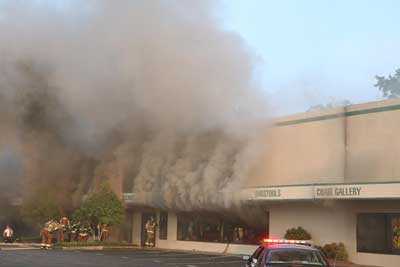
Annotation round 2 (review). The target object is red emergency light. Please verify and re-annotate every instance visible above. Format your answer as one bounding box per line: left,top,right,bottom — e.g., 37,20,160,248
262,238,312,246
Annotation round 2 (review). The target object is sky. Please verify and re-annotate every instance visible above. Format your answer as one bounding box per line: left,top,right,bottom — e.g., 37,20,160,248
1,0,399,115
221,0,400,114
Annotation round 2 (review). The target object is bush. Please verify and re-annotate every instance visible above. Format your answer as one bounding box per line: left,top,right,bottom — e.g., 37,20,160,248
284,227,312,240
73,182,124,227
322,242,348,261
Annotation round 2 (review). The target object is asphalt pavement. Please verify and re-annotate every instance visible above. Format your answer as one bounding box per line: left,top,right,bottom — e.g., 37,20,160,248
0,248,245,267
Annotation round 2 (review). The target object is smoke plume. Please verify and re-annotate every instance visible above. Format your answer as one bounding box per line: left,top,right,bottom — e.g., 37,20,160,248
0,0,270,212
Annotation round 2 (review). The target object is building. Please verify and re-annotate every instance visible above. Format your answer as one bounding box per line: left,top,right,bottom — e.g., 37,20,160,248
122,98,400,267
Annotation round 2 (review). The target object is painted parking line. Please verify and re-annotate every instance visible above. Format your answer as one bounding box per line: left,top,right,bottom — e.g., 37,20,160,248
120,253,201,259
166,260,242,266
163,256,241,261
154,253,243,266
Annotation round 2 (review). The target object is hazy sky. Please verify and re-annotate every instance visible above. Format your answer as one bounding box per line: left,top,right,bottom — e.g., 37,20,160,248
1,0,399,115
222,0,400,114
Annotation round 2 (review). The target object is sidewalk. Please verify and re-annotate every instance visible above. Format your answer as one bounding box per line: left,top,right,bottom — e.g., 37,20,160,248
0,242,41,250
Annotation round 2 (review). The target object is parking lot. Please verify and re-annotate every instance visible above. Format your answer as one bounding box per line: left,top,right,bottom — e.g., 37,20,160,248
0,248,245,267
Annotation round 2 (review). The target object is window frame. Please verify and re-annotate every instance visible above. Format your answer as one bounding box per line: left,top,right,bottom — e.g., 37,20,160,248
176,211,268,244
159,211,168,240
356,213,400,255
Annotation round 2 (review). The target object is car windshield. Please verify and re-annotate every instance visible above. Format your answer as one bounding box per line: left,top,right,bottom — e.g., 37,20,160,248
267,249,327,266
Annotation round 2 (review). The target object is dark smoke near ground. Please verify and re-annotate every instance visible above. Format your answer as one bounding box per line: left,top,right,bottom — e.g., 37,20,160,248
0,0,270,216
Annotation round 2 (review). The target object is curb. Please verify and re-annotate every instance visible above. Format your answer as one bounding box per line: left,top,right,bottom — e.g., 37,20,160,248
62,246,104,250
60,246,138,250
0,247,41,251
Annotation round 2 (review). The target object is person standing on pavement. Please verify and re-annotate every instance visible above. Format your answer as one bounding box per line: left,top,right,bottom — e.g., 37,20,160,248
3,224,14,243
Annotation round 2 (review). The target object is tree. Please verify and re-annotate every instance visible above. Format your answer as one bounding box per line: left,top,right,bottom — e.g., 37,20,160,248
20,192,61,227
375,68,400,98
308,99,351,112
73,182,124,227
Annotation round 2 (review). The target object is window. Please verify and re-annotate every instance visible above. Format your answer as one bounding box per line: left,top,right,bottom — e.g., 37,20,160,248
252,246,265,262
177,212,221,242
357,213,400,255
357,213,387,253
177,211,267,244
267,249,327,266
159,212,168,240
390,215,400,253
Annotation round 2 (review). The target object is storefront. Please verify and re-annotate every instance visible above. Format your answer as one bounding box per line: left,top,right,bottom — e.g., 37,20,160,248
123,193,267,255
244,182,400,267
124,182,400,267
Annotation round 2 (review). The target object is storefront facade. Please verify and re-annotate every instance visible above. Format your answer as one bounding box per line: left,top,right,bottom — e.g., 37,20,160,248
123,206,262,256
245,183,400,267
121,98,400,267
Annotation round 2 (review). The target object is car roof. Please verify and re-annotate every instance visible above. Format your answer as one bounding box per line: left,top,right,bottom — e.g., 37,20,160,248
262,243,318,251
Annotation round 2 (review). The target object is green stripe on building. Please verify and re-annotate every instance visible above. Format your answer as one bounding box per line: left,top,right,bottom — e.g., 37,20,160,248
276,103,400,127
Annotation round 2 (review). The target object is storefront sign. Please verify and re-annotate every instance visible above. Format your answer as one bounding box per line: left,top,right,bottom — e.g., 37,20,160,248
123,193,136,203
254,188,281,198
314,183,400,199
245,182,400,201
247,186,314,201
315,186,362,198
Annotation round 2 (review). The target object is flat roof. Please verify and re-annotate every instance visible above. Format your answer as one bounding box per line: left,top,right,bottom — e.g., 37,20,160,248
274,98,400,127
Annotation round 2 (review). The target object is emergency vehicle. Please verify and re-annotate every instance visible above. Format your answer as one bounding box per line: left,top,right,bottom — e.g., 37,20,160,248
244,239,330,267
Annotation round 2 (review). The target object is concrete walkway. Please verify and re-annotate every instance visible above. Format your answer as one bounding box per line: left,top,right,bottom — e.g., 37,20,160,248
0,242,41,250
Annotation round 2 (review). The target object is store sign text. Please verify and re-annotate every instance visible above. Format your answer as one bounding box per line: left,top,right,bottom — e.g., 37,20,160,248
255,188,281,198
315,186,362,198
248,183,400,201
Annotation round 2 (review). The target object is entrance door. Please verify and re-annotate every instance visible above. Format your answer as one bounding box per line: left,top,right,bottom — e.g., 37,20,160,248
141,212,157,247
121,212,133,243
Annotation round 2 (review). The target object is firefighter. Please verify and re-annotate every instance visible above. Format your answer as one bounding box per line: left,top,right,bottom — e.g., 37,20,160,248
59,216,70,242
145,216,157,247
3,225,14,243
99,223,110,241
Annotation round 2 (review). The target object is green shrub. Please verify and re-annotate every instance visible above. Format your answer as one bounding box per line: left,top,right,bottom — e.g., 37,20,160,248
73,182,124,227
322,242,348,261
284,227,312,240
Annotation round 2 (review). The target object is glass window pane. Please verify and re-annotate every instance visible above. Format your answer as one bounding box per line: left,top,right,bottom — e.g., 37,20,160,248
357,213,387,253
267,249,325,265
159,212,168,240
176,211,267,244
390,215,400,253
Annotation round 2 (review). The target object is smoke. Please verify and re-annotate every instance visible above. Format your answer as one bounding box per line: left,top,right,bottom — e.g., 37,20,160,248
0,0,270,212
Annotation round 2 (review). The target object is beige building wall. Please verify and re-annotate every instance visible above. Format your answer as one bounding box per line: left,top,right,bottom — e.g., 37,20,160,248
268,202,353,248
250,98,400,187
346,99,400,182
251,108,346,187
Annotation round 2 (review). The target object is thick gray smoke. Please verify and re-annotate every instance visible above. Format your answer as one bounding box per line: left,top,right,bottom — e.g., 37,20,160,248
0,0,270,211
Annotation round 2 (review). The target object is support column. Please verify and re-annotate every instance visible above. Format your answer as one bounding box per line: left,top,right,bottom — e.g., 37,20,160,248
131,211,142,246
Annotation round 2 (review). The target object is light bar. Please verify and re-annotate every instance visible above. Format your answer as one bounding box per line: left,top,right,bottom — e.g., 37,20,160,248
262,239,312,245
